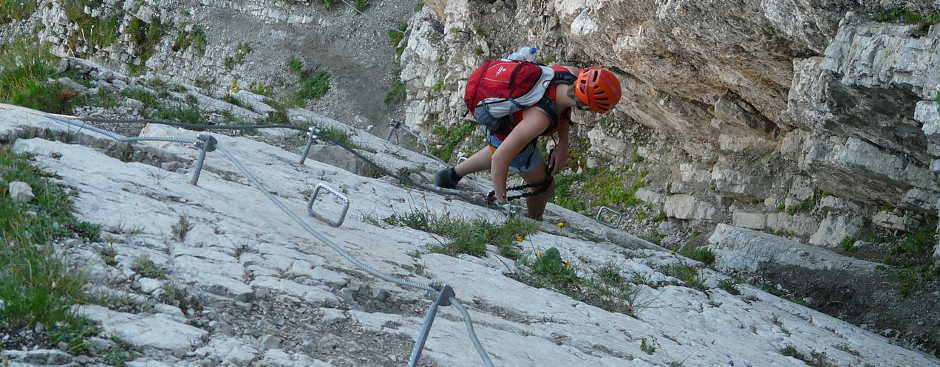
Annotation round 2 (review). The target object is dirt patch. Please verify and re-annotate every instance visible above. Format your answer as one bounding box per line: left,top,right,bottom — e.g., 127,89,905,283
760,263,940,357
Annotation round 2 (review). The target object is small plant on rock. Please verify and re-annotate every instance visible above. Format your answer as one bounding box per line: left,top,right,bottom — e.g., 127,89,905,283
131,255,167,279
171,215,192,242
840,236,858,253
660,263,706,291
679,246,716,267
353,0,368,12
523,248,579,288
718,277,742,295
640,337,656,354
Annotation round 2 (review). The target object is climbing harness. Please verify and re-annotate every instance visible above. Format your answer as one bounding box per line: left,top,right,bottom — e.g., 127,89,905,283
486,147,555,203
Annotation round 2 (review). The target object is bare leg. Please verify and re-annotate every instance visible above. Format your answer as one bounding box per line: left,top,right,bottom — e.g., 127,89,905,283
454,147,493,176
518,160,555,221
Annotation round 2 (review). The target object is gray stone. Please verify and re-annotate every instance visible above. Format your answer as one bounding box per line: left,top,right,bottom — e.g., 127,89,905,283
257,349,335,367
766,213,818,236
732,211,766,230
232,90,275,115
872,212,915,231
634,188,664,205
138,277,162,294
817,196,859,212
657,221,679,236
1,349,73,365
9,181,35,202
97,70,114,81
76,305,207,351
310,267,349,288
901,188,940,211
800,136,937,204
56,77,89,93
708,224,881,273
664,194,718,221
123,97,145,111
712,167,770,198
193,337,258,364
809,214,863,247
261,335,283,349
319,308,347,325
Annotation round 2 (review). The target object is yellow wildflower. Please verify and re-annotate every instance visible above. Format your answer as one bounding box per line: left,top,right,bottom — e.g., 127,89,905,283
556,221,566,228
515,234,525,242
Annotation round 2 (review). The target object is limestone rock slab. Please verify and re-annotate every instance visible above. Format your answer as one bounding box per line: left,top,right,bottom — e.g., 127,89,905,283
708,224,880,273
76,305,207,352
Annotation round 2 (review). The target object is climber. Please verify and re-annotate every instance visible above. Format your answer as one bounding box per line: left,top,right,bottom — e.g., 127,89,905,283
434,65,622,220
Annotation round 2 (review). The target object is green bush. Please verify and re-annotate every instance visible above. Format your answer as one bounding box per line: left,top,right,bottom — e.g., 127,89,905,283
291,71,331,105
883,224,939,297
432,120,476,162
384,82,406,104
387,23,408,56
62,0,120,52
172,26,206,55
527,248,579,287
120,88,159,109
1,0,38,23
0,39,80,114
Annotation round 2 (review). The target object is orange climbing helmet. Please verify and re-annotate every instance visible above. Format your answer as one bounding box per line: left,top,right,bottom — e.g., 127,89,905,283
574,67,622,113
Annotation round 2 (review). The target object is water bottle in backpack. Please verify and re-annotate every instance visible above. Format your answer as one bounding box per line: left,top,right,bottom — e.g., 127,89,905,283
506,46,538,62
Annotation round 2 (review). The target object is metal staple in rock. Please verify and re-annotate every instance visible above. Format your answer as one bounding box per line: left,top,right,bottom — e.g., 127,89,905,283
15,108,496,367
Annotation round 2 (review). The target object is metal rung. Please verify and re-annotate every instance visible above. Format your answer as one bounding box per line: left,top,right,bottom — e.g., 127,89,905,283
307,183,350,227
596,206,624,228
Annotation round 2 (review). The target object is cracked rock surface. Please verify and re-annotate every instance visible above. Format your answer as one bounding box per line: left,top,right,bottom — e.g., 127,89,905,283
2,104,938,366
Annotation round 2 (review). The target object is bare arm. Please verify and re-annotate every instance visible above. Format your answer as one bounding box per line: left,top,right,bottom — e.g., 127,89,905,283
551,119,570,174
491,109,550,201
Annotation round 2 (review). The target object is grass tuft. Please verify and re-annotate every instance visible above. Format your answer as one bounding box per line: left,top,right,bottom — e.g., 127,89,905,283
384,209,537,258
0,38,80,114
882,224,938,297
130,255,167,279
679,247,716,267
659,263,706,291
384,82,406,104
0,0,38,23
353,0,368,12
387,23,408,56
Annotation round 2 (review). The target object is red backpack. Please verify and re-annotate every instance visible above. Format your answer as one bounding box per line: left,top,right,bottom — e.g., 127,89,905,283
464,60,574,136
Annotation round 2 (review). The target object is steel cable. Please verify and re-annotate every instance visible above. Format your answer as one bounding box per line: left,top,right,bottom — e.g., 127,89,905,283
75,116,489,206
217,146,436,293
451,298,495,367
5,107,498,365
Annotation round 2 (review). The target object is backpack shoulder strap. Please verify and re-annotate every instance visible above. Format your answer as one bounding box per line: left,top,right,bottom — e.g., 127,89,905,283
551,70,576,86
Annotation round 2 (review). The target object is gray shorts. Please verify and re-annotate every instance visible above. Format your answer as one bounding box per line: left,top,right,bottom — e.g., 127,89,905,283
486,131,543,173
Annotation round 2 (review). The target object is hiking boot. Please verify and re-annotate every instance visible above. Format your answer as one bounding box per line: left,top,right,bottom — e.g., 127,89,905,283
434,167,463,189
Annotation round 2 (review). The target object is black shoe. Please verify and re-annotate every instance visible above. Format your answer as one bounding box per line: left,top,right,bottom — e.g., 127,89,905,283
434,167,463,189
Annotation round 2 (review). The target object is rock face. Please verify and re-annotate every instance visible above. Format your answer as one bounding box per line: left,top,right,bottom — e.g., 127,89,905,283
3,104,938,366
398,0,940,249
0,0,416,129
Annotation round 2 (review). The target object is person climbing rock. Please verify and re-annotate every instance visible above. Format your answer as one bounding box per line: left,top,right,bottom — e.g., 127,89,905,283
435,60,622,220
